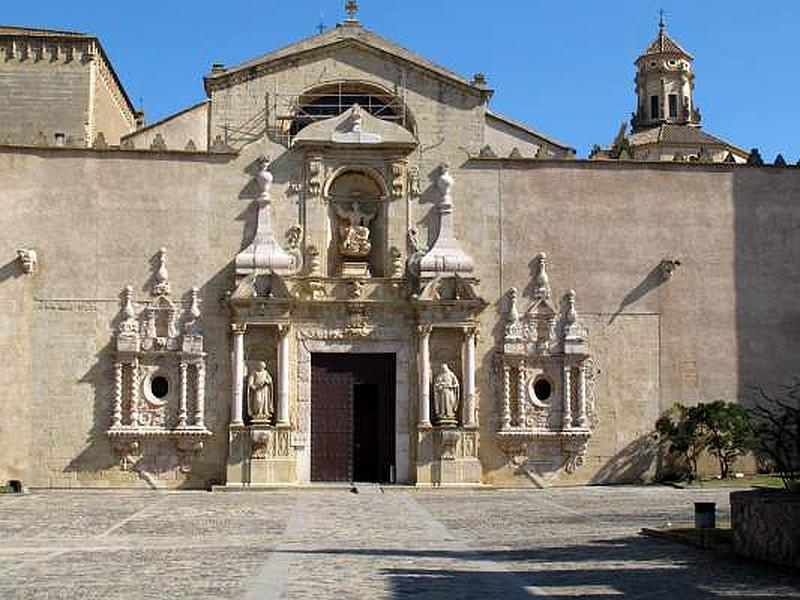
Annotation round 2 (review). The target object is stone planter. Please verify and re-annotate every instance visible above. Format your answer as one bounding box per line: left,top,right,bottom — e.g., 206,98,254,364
731,489,800,569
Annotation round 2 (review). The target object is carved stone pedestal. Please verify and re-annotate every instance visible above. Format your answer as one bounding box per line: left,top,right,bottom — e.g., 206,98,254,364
226,424,295,486
340,261,371,278
415,427,481,487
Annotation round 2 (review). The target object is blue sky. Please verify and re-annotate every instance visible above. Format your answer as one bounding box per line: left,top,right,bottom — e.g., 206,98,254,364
5,1,798,159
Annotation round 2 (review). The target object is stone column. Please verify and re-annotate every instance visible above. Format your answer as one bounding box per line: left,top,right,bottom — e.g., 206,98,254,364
417,325,432,428
230,324,245,426
130,359,140,426
194,362,206,428
112,362,123,428
576,362,587,428
562,364,572,429
178,362,188,428
501,364,511,430
516,360,526,427
461,326,477,428
276,324,290,426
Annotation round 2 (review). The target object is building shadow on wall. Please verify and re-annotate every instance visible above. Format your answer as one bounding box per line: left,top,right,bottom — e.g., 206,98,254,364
589,433,666,484
608,265,665,324
0,258,23,284
733,168,800,398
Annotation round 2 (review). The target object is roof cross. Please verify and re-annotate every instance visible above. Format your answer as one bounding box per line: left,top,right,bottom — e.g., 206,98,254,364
659,9,666,31
345,0,359,22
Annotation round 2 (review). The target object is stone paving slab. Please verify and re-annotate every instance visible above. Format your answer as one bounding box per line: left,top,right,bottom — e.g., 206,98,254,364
0,487,798,598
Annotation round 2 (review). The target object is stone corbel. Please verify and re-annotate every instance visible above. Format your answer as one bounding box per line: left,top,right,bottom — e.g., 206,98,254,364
176,437,205,473
16,248,37,275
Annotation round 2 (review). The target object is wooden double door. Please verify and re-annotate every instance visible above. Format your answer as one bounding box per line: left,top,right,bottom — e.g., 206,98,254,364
310,353,395,482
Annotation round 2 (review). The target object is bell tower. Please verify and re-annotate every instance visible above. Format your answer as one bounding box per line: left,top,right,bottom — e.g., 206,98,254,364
631,14,699,132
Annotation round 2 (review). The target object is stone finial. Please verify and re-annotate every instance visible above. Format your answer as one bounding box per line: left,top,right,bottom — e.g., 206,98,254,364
306,245,322,276
256,157,273,202
123,285,135,319
120,138,135,150
564,289,577,327
210,134,231,153
774,154,787,166
150,133,167,151
507,287,519,324
92,132,108,149
189,286,201,320
153,247,171,296
508,147,523,159
472,72,487,87
389,246,404,278
118,285,139,338
17,248,37,274
184,139,197,151
723,151,736,164
532,252,550,300
183,286,202,336
437,164,454,206
351,104,363,132
747,148,764,166
479,145,497,158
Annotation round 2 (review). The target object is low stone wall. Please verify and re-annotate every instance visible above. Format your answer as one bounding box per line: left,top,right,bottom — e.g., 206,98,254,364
731,490,800,569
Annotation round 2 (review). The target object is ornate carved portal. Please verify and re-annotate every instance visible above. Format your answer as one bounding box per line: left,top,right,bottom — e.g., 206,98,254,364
496,253,596,486
225,153,487,487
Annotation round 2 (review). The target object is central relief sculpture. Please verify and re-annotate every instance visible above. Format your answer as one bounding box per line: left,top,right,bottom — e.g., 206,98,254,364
335,198,376,278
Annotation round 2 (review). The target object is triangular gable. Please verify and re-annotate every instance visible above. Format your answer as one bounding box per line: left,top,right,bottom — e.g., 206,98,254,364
204,23,493,98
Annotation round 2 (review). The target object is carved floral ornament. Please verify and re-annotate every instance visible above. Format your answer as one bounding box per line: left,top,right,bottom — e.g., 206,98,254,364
496,252,597,479
108,247,211,474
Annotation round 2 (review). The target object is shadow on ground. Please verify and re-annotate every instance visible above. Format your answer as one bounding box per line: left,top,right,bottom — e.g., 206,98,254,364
284,535,800,599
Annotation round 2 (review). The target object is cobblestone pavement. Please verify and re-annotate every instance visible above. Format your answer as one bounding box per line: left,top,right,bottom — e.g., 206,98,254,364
0,486,798,599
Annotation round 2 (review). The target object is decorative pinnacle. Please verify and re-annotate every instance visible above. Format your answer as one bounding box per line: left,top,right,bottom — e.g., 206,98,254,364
659,9,666,31
345,0,359,22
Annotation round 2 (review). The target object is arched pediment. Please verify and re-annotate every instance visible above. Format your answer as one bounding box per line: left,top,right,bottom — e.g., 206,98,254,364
292,104,417,152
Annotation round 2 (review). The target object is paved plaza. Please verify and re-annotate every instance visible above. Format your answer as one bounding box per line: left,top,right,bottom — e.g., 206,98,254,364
0,486,798,598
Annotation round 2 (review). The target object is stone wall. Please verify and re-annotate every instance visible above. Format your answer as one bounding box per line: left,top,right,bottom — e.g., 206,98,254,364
1,143,800,488
0,52,90,146
731,490,800,568
122,101,209,151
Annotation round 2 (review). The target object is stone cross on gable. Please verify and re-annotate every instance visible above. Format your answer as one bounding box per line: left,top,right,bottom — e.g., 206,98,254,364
345,0,359,22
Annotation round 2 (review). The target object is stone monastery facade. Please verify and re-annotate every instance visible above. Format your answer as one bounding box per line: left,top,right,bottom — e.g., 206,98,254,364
1,6,799,488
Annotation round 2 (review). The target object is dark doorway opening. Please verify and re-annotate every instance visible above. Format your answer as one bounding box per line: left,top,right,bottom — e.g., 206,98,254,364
311,353,395,483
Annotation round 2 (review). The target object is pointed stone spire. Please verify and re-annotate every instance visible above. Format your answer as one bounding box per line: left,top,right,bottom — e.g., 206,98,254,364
774,154,787,166
418,165,475,278
235,157,299,276
532,252,550,300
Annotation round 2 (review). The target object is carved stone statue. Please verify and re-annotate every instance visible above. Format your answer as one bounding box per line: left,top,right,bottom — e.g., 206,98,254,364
335,201,375,257
247,361,274,423
433,363,460,426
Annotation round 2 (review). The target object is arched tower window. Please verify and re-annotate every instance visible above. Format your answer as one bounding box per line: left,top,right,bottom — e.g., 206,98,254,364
289,82,415,137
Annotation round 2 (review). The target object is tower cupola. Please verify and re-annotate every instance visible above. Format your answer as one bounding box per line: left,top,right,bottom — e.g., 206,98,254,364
631,16,699,132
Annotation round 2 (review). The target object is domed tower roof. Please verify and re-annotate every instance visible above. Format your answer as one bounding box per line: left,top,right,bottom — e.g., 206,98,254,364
637,19,693,62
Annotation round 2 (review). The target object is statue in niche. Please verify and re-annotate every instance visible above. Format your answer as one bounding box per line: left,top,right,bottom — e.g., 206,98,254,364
433,363,460,426
247,361,274,423
335,201,375,257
